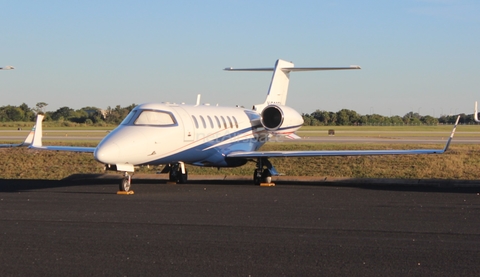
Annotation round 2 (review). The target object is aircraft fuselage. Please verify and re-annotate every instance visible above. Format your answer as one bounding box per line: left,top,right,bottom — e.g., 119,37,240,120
94,102,274,168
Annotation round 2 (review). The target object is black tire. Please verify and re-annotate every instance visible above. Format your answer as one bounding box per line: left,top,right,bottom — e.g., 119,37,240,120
168,170,176,182
119,178,131,192
253,169,262,185
177,169,188,184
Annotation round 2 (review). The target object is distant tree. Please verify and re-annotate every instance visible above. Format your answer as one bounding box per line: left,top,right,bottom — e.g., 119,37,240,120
18,103,35,121
389,115,404,125
51,106,75,121
104,104,136,124
34,102,48,114
0,105,24,121
421,115,438,125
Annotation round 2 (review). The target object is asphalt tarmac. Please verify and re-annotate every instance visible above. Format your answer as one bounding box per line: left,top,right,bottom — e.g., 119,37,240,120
1,177,480,276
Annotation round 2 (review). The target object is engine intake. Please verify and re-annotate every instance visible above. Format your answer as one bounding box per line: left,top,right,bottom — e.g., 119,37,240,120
260,105,303,133
261,106,284,130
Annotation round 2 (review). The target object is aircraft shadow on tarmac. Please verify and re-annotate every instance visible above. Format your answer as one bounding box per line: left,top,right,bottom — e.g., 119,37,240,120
0,174,479,194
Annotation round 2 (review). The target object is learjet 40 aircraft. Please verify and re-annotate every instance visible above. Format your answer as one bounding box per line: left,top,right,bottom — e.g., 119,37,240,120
24,59,458,192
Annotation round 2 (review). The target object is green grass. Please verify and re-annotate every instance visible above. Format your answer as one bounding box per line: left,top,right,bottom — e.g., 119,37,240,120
1,142,480,181
0,122,115,130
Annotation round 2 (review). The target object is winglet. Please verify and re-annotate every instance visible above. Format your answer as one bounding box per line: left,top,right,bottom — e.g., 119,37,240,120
19,125,36,146
0,123,36,148
443,115,460,152
31,114,45,148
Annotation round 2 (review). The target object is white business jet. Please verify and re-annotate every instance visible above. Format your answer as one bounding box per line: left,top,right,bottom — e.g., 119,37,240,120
26,59,458,192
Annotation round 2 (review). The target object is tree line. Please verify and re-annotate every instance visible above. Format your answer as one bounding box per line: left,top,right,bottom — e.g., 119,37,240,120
0,103,474,126
302,109,471,126
0,102,136,126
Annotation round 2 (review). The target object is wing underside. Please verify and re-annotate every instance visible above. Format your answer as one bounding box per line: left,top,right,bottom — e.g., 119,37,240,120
226,148,447,158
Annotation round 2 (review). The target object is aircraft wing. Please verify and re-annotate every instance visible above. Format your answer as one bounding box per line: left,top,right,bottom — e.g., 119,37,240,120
0,143,25,148
28,114,96,153
30,145,96,153
227,116,459,159
0,125,36,148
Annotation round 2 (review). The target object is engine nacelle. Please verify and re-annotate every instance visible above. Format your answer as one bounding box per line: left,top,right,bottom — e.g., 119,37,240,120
260,105,304,134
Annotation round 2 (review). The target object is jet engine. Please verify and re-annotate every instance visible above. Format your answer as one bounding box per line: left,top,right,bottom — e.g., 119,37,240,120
260,105,304,134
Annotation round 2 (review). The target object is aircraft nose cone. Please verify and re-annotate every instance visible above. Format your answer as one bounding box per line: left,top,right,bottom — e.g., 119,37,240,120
94,142,120,164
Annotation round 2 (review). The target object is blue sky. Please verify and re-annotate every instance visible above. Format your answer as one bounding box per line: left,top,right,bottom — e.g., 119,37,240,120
1,0,479,116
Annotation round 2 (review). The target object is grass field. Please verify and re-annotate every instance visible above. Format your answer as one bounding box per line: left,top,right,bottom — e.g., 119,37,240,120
1,140,480,181
1,124,480,180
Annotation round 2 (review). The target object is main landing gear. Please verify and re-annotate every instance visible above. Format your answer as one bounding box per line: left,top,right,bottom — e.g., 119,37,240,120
168,162,188,184
253,158,278,186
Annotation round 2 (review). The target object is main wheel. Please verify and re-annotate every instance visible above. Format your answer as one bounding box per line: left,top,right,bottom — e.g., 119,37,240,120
168,169,177,182
253,169,262,185
262,169,272,183
119,177,131,192
177,169,188,184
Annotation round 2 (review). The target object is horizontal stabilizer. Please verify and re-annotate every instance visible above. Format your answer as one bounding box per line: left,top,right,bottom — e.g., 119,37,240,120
225,59,361,111
224,66,361,72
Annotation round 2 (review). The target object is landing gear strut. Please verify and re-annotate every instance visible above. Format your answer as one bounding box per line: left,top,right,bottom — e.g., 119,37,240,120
253,158,277,185
119,172,132,192
168,162,188,184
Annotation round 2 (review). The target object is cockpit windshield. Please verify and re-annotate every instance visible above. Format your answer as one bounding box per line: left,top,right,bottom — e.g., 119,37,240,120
135,110,176,126
119,109,177,127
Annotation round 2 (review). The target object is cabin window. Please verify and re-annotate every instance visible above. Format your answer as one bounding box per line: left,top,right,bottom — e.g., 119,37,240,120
134,110,176,126
207,116,214,128
220,116,227,129
232,116,239,128
192,115,199,129
226,116,233,128
199,115,207,128
214,116,221,128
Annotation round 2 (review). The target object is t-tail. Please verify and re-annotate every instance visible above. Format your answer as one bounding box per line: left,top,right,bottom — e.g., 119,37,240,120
224,59,361,111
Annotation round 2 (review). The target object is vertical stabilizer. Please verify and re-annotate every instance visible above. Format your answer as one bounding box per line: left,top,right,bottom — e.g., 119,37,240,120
262,59,294,108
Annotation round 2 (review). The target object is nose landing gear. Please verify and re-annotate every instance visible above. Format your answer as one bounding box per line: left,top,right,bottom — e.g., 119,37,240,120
118,172,134,194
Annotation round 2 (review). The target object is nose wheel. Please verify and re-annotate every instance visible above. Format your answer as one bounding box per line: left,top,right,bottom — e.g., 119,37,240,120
119,172,132,192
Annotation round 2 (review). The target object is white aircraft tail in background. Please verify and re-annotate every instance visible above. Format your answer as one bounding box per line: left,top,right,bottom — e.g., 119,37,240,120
474,101,480,123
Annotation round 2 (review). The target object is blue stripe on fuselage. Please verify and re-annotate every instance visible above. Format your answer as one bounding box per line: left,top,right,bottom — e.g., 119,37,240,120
142,127,265,167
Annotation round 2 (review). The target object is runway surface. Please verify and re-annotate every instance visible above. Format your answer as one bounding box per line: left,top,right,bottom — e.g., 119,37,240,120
1,177,480,276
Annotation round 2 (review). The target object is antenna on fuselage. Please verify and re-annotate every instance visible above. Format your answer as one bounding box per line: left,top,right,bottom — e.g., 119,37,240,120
195,94,201,106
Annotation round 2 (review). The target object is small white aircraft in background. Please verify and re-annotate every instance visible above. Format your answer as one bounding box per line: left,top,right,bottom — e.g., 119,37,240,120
474,101,480,123
8,59,460,192
0,65,15,70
